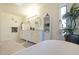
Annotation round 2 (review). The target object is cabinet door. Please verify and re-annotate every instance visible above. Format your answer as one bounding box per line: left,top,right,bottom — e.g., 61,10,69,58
44,32,50,40
20,30,32,41
31,31,39,43
31,31,44,43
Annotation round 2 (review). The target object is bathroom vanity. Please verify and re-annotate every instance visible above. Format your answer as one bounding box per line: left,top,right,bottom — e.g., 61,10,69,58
20,30,43,43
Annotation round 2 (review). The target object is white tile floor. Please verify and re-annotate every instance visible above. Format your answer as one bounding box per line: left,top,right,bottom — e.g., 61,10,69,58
0,39,34,55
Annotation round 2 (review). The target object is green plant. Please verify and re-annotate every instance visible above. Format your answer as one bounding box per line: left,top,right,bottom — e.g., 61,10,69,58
63,3,79,34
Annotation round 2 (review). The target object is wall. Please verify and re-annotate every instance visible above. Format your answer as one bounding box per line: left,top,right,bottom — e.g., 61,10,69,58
0,10,22,41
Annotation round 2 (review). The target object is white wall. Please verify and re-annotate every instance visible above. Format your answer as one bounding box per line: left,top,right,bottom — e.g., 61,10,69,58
0,10,22,41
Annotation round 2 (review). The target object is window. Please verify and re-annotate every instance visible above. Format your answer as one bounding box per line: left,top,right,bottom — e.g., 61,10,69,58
59,4,67,35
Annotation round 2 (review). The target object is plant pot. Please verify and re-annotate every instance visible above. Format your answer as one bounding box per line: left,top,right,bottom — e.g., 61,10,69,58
64,34,79,44
70,34,79,44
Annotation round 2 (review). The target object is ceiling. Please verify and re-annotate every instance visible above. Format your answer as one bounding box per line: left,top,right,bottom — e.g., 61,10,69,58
0,3,60,17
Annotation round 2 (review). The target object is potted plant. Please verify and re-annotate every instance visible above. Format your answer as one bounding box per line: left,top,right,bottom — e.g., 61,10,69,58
63,3,79,44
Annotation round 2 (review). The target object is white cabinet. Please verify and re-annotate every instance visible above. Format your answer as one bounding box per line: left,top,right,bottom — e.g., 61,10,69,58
44,32,50,40
20,30,32,41
20,30,43,43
